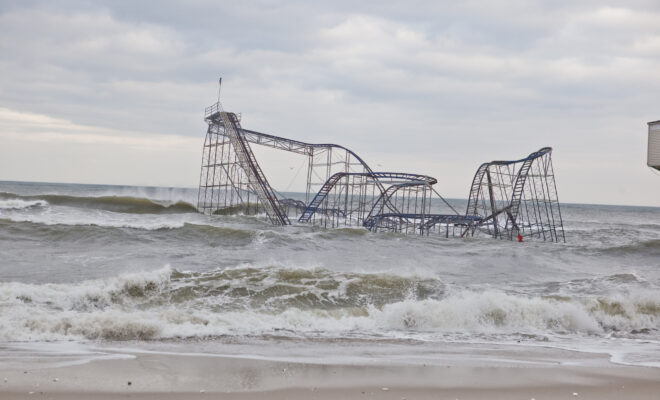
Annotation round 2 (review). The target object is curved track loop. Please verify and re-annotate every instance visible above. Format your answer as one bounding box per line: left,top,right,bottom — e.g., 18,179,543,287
241,129,375,174
299,172,436,223
508,148,552,223
464,147,563,242
466,162,490,217
466,147,551,218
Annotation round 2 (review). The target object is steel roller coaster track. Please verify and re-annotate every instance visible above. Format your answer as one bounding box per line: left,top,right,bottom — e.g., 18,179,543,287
197,90,564,242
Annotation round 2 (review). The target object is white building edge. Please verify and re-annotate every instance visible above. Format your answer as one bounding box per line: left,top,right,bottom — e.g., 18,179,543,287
648,120,660,171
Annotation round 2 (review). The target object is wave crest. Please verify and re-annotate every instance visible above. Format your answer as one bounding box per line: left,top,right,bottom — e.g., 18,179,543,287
0,192,197,214
1,266,659,342
0,199,47,210
602,239,660,257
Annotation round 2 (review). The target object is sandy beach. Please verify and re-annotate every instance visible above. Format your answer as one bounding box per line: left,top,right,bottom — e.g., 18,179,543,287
1,345,659,400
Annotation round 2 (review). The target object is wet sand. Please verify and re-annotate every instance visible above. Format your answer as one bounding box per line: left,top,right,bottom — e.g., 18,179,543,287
1,349,659,399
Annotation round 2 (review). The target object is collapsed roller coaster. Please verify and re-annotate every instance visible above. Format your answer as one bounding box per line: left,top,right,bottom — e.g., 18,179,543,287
197,87,565,242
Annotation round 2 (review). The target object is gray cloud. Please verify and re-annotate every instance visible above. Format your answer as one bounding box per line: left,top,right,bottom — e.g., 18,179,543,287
0,1,659,205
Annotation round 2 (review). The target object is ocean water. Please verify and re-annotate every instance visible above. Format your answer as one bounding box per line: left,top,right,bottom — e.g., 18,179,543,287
1,180,659,368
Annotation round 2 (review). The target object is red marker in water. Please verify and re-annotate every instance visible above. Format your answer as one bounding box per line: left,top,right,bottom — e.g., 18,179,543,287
517,234,523,242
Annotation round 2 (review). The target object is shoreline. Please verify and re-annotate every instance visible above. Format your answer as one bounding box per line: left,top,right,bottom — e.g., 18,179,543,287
1,345,659,399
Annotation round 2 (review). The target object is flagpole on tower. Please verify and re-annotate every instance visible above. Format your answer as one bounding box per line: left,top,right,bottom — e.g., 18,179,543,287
217,77,222,104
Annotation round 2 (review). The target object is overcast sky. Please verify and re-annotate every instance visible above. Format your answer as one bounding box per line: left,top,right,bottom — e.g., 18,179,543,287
1,1,659,206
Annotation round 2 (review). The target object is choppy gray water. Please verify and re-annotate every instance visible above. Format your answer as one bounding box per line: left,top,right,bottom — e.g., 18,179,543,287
1,180,659,367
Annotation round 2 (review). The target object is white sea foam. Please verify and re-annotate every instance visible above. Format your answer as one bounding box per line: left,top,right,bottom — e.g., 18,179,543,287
1,267,658,344
0,199,47,210
0,209,193,230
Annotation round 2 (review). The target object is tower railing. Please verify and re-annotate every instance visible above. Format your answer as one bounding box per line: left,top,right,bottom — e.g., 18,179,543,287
219,111,289,225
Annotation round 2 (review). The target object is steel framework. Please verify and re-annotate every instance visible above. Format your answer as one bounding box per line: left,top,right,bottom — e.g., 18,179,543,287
464,148,565,242
197,93,565,242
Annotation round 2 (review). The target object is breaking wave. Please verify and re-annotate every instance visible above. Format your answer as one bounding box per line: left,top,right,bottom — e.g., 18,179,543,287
0,219,265,249
0,199,47,210
1,266,658,342
0,192,197,214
